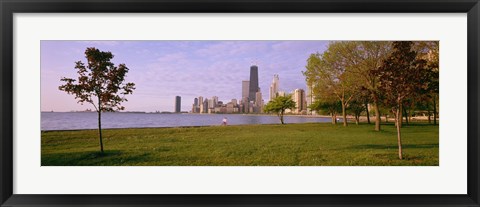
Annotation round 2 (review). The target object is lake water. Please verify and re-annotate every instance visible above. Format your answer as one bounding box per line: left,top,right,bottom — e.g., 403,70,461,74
41,112,334,131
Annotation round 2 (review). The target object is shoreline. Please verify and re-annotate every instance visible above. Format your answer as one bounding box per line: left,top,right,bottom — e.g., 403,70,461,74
41,120,438,133
41,122,318,132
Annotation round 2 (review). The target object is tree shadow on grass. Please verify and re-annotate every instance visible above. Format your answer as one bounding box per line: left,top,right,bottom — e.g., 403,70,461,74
348,144,439,150
42,150,151,166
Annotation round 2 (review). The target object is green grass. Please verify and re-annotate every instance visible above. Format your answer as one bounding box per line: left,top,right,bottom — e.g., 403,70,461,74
41,122,439,166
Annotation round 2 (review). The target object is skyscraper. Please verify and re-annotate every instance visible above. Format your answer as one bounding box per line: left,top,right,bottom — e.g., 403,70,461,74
203,98,209,114
255,91,263,113
192,97,199,113
198,96,204,113
242,80,250,100
175,96,181,113
242,97,250,113
269,74,279,101
293,89,306,114
212,96,219,107
248,65,259,102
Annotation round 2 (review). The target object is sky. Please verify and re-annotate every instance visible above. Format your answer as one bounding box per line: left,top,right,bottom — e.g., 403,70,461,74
41,40,328,112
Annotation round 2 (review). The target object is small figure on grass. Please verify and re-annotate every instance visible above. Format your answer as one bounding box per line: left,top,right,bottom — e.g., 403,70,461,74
222,117,228,126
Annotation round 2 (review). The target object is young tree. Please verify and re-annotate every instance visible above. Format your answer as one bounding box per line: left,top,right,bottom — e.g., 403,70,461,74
59,47,136,153
372,41,429,159
264,95,296,124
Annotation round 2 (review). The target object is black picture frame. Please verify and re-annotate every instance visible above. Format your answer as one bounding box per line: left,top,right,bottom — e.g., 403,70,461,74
1,0,479,206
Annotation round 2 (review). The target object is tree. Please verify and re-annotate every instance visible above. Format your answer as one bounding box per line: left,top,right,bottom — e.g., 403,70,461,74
309,99,342,124
414,41,439,125
340,41,391,131
59,47,135,153
303,42,360,127
348,99,365,125
372,41,429,159
264,95,296,124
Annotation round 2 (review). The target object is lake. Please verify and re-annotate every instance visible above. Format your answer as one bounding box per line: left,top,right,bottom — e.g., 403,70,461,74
41,112,335,131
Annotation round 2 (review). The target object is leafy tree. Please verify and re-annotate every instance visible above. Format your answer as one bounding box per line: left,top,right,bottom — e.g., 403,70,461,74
59,47,135,153
304,42,360,127
309,99,342,124
414,41,439,125
371,41,429,159
264,95,296,124
340,41,391,131
348,99,365,125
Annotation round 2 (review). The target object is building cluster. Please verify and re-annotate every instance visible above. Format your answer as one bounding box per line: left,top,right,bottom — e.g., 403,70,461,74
185,64,313,115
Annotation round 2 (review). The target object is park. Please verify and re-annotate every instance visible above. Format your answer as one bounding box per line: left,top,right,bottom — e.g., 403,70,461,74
41,122,438,166
43,41,439,166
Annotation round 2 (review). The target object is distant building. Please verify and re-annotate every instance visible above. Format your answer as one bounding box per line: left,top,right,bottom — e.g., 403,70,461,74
242,80,250,100
242,97,250,113
199,96,204,113
175,96,181,113
277,91,286,97
203,98,209,114
248,65,259,103
293,89,306,114
269,74,279,101
255,91,263,113
226,102,236,113
192,97,199,113
212,96,219,107
208,98,215,113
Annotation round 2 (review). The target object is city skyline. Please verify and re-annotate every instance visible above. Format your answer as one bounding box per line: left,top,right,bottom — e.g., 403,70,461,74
41,40,328,112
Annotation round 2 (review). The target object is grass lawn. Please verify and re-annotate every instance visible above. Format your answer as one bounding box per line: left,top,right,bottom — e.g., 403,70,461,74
41,122,439,166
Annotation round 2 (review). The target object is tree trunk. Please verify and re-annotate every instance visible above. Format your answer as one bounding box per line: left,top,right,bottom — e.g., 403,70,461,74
98,102,103,153
342,101,347,127
331,113,336,124
365,102,370,124
403,105,409,125
355,114,359,125
398,104,403,128
333,113,337,124
373,94,381,131
433,95,437,125
385,114,388,123
280,111,285,124
396,107,403,160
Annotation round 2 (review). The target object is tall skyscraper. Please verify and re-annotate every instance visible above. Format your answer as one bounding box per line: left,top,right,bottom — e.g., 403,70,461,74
242,80,250,100
192,97,199,113
269,74,279,101
203,98,209,114
175,96,181,113
212,96,219,107
293,89,306,114
248,65,259,102
199,96,204,113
